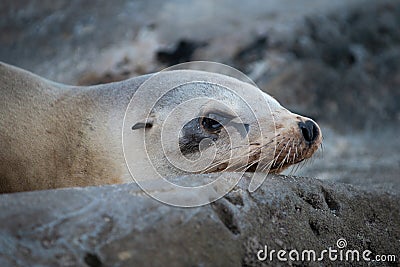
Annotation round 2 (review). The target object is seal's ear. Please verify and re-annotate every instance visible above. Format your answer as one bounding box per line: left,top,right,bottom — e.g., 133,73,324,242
132,120,153,130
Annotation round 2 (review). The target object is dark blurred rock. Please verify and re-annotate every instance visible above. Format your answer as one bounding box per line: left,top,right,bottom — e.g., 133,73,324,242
232,36,268,73
290,2,400,69
156,39,208,66
263,58,400,131
0,174,398,266
258,1,400,131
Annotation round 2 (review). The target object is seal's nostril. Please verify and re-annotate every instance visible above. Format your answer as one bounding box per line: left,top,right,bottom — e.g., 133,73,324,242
310,121,319,141
299,122,312,142
299,120,319,143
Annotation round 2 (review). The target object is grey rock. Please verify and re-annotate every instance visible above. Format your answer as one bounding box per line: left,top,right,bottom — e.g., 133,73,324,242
0,174,398,266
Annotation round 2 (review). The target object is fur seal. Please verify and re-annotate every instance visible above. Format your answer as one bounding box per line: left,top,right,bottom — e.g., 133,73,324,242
0,62,322,193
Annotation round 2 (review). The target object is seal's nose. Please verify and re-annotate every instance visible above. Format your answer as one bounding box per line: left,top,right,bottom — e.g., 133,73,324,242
298,120,319,143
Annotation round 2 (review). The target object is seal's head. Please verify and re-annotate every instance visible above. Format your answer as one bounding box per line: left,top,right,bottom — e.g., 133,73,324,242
128,70,322,177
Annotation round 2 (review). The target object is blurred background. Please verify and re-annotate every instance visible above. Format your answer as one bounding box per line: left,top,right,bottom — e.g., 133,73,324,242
1,0,399,193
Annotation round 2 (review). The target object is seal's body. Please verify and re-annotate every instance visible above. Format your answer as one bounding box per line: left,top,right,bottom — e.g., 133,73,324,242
0,63,145,192
0,62,322,193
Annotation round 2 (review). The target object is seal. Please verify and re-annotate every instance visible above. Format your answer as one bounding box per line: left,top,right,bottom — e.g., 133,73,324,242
0,62,322,193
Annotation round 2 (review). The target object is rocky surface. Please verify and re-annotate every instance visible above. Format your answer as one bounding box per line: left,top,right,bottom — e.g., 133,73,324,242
0,174,399,267
0,0,370,84
0,0,399,266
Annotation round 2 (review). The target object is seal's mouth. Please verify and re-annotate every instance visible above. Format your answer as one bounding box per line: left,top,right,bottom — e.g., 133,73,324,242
244,133,321,174
203,136,321,174
200,119,322,174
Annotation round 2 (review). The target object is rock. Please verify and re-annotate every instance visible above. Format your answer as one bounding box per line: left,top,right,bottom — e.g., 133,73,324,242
0,174,398,266
0,0,370,84
260,0,400,131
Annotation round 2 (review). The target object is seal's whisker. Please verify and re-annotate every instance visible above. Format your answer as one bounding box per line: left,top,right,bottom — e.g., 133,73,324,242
202,138,279,174
281,149,290,168
271,140,289,166
256,148,280,172
287,163,298,176
295,154,307,173
230,144,252,150
199,150,255,173
231,161,256,173
230,139,274,151
285,144,292,162
263,158,277,173
290,164,299,175
299,159,309,171
220,151,264,173
259,161,274,173
198,127,320,175
237,146,276,171
293,147,298,164
275,140,292,170
295,161,304,174
319,143,324,158
240,150,274,173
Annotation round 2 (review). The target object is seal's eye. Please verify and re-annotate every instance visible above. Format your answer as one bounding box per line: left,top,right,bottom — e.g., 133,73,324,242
201,117,223,132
